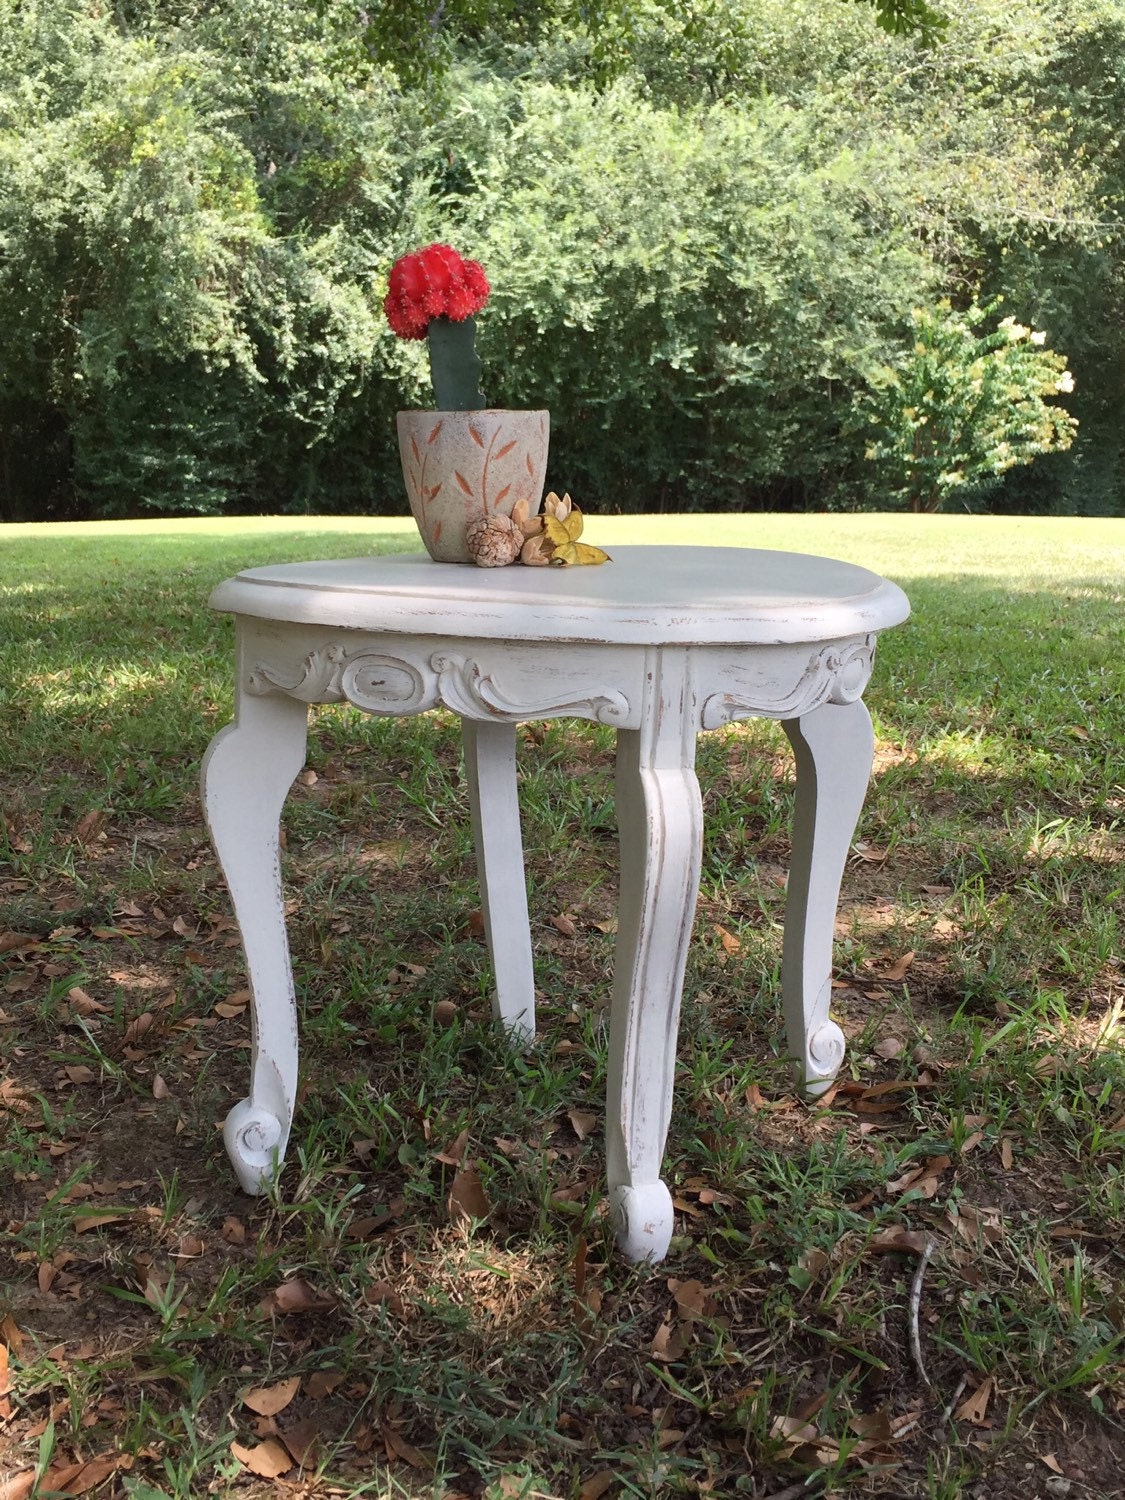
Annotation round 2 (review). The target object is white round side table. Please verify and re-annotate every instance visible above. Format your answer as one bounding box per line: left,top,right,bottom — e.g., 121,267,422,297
201,545,910,1261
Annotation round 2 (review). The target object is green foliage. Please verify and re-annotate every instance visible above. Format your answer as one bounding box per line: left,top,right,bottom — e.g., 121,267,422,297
439,73,930,511
0,0,1119,519
863,0,948,41
860,302,1078,512
0,0,394,518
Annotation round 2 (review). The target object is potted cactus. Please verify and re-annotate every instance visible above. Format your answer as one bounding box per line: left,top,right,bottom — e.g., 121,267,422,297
386,243,549,564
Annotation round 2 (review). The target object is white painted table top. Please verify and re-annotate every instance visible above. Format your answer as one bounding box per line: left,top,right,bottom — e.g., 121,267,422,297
210,545,910,645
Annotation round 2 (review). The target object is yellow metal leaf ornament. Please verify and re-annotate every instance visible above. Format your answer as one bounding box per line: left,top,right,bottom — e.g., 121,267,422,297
542,505,610,566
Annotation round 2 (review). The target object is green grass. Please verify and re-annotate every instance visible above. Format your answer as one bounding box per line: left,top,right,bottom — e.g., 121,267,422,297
1,513,1123,1499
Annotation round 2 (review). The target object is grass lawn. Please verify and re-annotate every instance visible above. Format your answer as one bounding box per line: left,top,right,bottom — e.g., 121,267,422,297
1,514,1123,1500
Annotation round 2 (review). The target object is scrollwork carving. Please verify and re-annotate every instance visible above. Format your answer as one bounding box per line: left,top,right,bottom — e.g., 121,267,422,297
248,642,350,702
701,634,876,729
248,645,435,714
807,1020,847,1077
247,642,631,724
431,653,631,725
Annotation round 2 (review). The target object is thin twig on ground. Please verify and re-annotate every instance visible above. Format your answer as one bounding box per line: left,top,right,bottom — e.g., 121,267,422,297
909,1237,935,1388
942,1374,969,1426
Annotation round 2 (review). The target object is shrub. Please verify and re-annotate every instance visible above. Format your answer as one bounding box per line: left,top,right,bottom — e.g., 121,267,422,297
858,302,1078,512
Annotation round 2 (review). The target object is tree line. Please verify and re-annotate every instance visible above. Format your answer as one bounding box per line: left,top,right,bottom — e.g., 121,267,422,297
1,0,1121,521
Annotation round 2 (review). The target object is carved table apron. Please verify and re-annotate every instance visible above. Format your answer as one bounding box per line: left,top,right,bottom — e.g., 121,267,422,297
201,545,910,1261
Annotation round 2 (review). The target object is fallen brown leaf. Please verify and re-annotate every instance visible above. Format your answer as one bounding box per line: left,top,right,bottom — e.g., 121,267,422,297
122,1012,154,1046
796,1247,831,1283
567,1109,598,1141
231,1437,293,1477
281,1415,320,1468
669,1278,714,1320
67,986,108,1015
651,1320,689,1362
770,1412,821,1446
573,1235,588,1299
885,1154,951,1199
74,810,106,844
381,1425,435,1470
852,841,888,863
884,950,916,982
434,1127,469,1166
242,1375,301,1416
364,1279,406,1315
874,1036,904,1060
578,1469,618,1500
305,1370,344,1399
866,1227,930,1257
1,1315,26,1354
849,1407,895,1442
448,1163,490,1224
549,912,578,938
954,1374,994,1426
712,923,741,955
263,1277,337,1316
73,1212,129,1233
0,932,40,954
0,1468,36,1500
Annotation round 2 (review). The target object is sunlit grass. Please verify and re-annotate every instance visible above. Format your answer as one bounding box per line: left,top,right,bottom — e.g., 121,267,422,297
1,513,1123,1498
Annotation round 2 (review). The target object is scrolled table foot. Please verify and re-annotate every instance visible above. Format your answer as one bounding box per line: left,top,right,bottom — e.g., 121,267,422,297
223,1099,285,1194
804,1018,847,1096
610,1181,675,1263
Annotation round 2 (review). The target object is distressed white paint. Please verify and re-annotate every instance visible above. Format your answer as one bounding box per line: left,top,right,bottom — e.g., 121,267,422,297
201,547,909,1257
200,637,309,1192
462,720,535,1045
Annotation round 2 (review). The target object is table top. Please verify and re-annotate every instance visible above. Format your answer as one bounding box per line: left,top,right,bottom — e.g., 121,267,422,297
210,545,910,647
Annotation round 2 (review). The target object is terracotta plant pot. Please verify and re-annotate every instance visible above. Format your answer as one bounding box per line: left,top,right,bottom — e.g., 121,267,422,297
397,409,550,563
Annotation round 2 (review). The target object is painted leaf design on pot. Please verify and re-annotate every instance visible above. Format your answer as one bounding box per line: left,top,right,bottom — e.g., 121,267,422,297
427,420,443,444
493,440,517,461
410,435,421,465
426,484,443,502
469,426,485,448
455,471,474,496
525,452,535,476
493,484,511,508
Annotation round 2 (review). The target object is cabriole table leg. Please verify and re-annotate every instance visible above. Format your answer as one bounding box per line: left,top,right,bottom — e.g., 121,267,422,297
606,654,704,1261
781,698,875,1096
461,718,535,1045
201,689,309,1191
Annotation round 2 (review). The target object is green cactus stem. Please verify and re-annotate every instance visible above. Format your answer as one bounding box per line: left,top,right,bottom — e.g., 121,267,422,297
427,315,486,411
